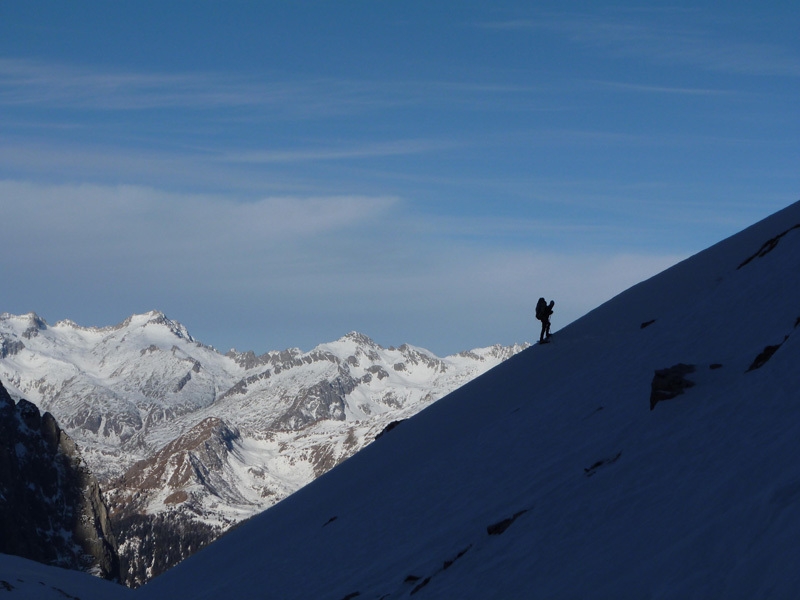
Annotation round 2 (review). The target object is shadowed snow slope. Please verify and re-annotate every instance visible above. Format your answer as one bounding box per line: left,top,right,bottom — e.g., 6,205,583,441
138,200,800,599
4,199,800,598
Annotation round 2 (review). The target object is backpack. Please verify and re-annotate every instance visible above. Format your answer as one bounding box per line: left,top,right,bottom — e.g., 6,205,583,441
535,298,547,321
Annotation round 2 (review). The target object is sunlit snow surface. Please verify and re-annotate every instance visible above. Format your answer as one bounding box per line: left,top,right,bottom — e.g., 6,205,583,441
4,200,800,598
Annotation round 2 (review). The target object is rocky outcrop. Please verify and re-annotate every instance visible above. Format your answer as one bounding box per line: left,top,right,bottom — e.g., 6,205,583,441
0,337,24,358
584,451,623,477
746,317,800,372
747,343,785,372
271,371,357,431
106,417,241,587
111,417,240,497
0,380,119,580
737,223,800,269
487,510,528,536
650,364,696,410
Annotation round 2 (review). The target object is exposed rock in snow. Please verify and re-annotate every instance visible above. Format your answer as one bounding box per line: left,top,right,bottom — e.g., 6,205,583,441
737,222,800,268
649,363,696,410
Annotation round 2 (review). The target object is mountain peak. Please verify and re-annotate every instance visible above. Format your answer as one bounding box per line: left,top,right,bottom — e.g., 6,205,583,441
53,318,80,329
24,312,47,328
116,310,195,342
0,311,48,329
0,312,50,339
340,331,379,348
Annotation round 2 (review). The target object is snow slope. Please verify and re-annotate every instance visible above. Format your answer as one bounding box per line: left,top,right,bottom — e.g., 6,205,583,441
135,200,800,599
3,200,799,599
0,554,131,600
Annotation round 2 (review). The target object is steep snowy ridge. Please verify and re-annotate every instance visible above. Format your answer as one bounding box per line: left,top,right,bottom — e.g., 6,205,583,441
132,199,800,599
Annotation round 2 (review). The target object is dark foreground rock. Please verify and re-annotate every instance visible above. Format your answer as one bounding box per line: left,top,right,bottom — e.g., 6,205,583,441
650,363,696,410
0,380,119,580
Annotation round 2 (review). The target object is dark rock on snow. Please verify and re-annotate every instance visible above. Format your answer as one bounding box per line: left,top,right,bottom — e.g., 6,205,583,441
650,364,696,410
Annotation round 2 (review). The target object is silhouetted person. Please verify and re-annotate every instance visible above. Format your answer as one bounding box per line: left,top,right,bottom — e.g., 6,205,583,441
536,297,555,343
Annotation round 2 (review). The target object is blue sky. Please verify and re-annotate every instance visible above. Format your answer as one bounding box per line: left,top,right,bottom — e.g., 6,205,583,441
1,1,798,355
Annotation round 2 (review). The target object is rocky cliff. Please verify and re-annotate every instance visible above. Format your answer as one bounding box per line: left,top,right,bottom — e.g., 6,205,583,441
0,379,119,580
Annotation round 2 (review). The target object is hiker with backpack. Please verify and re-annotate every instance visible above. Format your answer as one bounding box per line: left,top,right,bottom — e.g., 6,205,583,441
535,297,555,343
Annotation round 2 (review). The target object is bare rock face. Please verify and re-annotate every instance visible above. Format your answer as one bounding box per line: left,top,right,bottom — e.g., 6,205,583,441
0,380,119,580
271,370,356,431
106,417,241,588
649,364,696,411
111,416,240,500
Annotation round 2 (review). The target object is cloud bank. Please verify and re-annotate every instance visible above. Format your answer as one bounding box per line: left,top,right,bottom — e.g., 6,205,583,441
1,180,682,354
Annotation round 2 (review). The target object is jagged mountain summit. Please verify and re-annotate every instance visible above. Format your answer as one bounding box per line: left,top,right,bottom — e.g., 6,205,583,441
123,199,800,599
0,313,526,586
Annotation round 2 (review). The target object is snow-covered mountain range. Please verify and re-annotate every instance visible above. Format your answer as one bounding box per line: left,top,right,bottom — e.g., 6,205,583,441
0,314,526,585
3,199,800,598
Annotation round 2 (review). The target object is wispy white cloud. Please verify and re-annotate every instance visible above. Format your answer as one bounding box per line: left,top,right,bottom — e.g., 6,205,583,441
0,137,345,194
0,178,688,353
588,80,735,96
0,181,397,267
410,213,611,239
478,13,800,78
0,58,387,114
221,139,458,164
0,58,248,110
0,58,550,117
